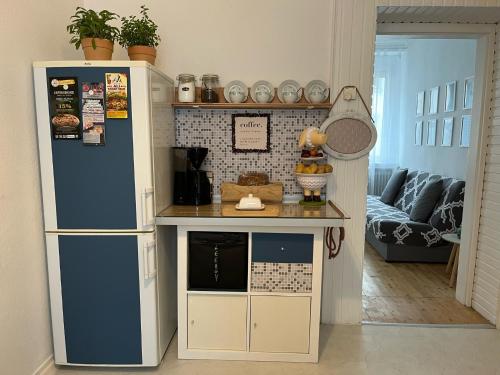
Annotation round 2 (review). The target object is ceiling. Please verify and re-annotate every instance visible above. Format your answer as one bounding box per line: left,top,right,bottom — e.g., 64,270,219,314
377,6,500,24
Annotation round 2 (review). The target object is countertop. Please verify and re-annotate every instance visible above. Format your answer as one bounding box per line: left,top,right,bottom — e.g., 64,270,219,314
155,201,348,227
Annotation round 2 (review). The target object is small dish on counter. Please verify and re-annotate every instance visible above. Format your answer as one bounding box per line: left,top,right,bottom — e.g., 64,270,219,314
235,203,266,211
300,156,326,161
224,80,248,103
305,80,329,104
236,194,265,210
250,81,274,103
278,80,302,103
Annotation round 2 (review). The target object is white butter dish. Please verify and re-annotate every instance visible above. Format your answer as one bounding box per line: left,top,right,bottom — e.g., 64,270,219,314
236,194,265,210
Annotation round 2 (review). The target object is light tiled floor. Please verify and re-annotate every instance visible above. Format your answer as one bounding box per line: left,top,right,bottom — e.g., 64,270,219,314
51,324,500,375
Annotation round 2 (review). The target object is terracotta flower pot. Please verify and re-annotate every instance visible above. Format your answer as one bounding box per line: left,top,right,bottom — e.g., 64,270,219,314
81,38,114,60
127,45,157,65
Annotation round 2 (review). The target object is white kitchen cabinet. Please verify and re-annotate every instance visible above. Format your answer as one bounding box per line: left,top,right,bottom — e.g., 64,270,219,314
250,296,311,354
187,294,247,351
176,226,326,362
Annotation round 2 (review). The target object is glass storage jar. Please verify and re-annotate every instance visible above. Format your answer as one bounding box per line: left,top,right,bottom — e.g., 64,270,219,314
201,74,220,103
177,74,196,102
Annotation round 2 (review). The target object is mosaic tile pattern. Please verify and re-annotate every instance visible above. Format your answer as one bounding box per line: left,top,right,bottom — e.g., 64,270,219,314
175,109,330,196
251,262,313,293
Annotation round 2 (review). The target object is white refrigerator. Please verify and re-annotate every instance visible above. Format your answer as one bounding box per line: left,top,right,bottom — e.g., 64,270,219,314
33,61,177,366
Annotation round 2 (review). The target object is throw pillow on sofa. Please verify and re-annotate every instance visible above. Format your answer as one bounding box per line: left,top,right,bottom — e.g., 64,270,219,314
409,179,443,222
380,168,408,205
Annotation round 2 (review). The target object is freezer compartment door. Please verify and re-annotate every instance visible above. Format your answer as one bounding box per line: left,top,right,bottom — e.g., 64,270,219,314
34,66,155,231
46,232,160,366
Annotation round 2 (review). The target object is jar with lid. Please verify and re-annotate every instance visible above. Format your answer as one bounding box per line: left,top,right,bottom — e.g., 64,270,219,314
201,74,220,103
177,74,196,102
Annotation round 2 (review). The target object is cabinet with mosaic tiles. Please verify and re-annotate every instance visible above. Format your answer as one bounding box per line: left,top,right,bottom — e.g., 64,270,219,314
177,225,324,363
251,233,314,293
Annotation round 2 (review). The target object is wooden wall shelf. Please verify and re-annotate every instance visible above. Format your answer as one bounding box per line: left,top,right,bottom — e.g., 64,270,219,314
173,87,332,110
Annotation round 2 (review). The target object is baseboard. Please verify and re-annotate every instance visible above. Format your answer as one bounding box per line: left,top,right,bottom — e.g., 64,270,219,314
33,355,55,375
363,321,495,329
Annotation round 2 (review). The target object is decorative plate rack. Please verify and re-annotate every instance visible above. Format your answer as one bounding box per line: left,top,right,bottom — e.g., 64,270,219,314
173,87,332,110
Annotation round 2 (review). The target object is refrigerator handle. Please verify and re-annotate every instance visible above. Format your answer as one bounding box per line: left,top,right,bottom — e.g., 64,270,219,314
143,241,157,280
141,188,155,229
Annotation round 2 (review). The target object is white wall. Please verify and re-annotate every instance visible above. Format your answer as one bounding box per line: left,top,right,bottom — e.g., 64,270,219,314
400,38,477,179
82,0,333,87
0,1,81,374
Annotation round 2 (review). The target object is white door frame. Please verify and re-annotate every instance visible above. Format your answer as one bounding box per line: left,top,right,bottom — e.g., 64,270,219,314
377,23,495,307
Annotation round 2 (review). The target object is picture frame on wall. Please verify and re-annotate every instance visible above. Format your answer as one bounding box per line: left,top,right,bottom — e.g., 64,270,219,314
415,121,423,146
429,86,439,115
464,77,474,110
416,91,425,116
460,115,472,147
427,119,437,146
441,117,454,147
232,113,271,153
444,81,456,112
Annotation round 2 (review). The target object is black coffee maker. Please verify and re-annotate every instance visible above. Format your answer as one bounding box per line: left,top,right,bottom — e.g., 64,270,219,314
173,147,212,205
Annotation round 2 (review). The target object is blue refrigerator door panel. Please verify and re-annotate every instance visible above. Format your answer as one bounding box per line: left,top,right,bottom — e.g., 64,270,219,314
58,235,142,365
46,67,137,230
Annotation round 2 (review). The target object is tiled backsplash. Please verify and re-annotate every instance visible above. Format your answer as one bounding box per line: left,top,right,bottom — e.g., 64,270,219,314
175,109,330,196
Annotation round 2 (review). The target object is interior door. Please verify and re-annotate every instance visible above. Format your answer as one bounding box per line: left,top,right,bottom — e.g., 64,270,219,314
46,67,137,230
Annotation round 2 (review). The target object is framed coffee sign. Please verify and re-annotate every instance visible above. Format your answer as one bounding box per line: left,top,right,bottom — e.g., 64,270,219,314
232,114,270,153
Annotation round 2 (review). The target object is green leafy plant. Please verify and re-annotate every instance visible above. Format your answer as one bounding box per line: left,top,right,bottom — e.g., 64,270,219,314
118,5,160,48
67,7,120,49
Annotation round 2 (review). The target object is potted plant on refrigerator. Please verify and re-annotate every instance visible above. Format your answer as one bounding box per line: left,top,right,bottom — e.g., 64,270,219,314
67,7,120,60
118,5,161,65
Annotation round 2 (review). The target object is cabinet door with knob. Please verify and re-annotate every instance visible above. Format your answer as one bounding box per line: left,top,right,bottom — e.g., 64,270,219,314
187,294,247,351
250,296,311,354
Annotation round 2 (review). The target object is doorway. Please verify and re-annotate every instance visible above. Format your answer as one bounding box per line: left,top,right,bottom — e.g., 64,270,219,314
362,26,494,325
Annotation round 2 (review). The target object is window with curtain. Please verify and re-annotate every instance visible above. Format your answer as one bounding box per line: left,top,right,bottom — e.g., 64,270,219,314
368,42,407,195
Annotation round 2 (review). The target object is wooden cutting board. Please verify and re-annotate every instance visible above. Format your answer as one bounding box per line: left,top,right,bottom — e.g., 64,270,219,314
220,182,284,203
221,204,281,217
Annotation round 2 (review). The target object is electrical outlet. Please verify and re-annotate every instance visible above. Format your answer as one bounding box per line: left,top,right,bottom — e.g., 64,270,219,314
343,87,357,101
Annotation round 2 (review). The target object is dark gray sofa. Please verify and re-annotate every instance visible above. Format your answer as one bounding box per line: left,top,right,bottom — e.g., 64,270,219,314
366,170,465,262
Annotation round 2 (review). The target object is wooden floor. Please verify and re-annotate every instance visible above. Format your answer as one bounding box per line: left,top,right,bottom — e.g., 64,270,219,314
362,242,490,324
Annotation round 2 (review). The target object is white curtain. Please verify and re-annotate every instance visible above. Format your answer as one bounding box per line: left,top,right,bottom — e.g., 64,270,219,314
368,44,407,195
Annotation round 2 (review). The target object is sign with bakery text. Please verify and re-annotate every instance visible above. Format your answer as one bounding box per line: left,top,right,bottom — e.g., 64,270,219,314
232,114,270,153
48,77,81,140
105,73,128,119
82,82,105,145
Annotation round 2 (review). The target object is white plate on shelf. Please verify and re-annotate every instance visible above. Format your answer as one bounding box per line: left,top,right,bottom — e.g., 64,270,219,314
278,80,302,103
224,80,248,103
250,81,274,103
305,80,329,104
235,203,266,211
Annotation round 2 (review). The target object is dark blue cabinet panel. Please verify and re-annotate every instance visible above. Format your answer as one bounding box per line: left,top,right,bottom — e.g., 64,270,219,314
58,235,142,364
47,67,136,230
252,233,313,263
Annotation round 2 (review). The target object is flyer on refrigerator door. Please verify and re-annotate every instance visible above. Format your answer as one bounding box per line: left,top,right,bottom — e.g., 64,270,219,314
105,73,128,119
48,77,81,140
82,82,105,145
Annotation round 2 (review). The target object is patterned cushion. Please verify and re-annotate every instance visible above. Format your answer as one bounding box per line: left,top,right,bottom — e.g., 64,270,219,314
429,178,465,235
409,179,443,222
366,195,441,247
393,171,442,214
